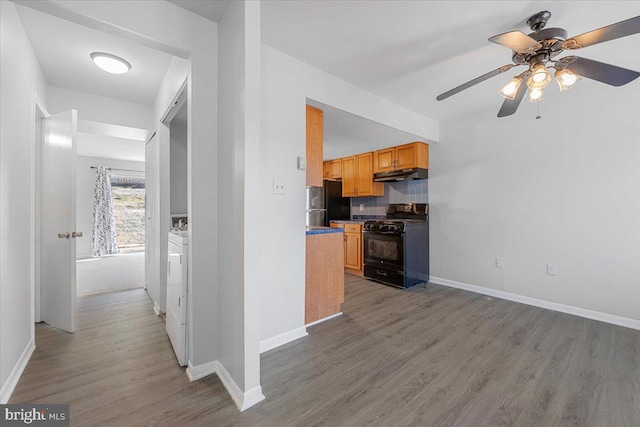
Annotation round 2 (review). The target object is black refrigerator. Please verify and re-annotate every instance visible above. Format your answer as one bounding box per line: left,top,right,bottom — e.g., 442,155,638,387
323,180,351,226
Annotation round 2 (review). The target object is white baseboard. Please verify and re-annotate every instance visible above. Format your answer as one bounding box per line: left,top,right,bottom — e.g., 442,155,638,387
186,360,265,411
186,359,217,382
305,312,343,328
260,327,308,354
241,385,266,411
430,276,640,331
216,361,265,412
0,339,35,404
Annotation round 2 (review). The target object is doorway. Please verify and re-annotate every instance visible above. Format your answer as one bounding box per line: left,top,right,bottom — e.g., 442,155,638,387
76,161,147,298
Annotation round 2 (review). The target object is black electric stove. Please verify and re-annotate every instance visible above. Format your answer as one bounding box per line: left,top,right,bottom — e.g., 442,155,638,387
363,203,429,288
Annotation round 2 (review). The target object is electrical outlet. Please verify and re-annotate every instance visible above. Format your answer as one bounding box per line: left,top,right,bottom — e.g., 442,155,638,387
547,264,557,276
273,180,286,195
495,257,504,268
359,204,364,212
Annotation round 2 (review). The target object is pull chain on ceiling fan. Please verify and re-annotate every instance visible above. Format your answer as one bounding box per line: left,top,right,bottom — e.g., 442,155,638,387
436,11,640,117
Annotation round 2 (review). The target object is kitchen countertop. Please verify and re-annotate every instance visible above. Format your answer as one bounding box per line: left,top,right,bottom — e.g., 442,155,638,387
306,226,344,235
330,220,365,224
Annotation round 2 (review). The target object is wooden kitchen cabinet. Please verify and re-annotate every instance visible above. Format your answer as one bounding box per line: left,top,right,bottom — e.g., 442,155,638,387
330,223,363,273
373,142,429,173
341,153,384,197
374,147,396,172
306,105,324,187
323,159,341,179
344,224,362,271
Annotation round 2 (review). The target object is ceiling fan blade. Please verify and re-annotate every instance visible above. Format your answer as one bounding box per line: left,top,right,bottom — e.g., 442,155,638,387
561,56,640,86
436,65,515,101
497,83,527,117
563,15,640,49
488,31,541,53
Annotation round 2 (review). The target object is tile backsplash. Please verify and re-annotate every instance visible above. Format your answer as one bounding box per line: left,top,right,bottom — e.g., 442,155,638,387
351,179,428,217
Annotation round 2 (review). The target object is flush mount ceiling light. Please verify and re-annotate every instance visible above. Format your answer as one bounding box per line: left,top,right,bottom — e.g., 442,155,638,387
436,11,640,117
90,52,131,74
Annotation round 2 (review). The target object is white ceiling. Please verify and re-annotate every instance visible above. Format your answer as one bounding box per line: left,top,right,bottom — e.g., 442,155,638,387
167,0,230,22
15,3,173,106
307,100,425,160
262,1,640,121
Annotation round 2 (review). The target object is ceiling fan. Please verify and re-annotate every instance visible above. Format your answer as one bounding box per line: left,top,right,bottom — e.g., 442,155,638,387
436,11,640,117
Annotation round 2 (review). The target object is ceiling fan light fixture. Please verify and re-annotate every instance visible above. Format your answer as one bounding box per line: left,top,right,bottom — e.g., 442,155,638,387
498,77,522,100
527,63,552,89
555,69,580,91
528,88,545,102
90,52,131,75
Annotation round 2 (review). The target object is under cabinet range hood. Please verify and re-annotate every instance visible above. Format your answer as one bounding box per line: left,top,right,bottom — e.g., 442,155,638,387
373,168,428,182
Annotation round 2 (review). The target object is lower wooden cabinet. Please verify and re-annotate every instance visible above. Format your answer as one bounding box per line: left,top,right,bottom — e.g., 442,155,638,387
331,223,363,273
344,224,362,271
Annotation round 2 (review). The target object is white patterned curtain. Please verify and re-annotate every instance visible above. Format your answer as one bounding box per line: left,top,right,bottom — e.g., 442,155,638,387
91,166,119,256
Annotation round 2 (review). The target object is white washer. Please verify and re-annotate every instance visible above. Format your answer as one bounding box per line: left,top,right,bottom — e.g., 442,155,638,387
167,230,188,366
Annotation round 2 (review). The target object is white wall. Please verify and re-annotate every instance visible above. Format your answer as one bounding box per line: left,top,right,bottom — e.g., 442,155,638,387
0,0,48,402
169,105,188,215
47,86,152,129
218,0,264,405
258,44,440,344
76,156,145,259
430,81,640,322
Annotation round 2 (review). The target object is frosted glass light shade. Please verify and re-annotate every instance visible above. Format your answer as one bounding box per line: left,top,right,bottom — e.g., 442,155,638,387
498,77,522,100
90,52,131,74
556,69,580,92
528,88,544,102
527,63,551,89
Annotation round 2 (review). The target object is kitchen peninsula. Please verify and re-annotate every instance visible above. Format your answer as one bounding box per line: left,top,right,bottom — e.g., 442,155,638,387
305,105,345,324
305,227,344,324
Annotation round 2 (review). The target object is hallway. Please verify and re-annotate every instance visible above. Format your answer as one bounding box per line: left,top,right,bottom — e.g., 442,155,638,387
10,289,237,426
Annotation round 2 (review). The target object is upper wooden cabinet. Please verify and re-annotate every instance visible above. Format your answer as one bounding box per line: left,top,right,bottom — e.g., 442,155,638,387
323,159,341,179
373,142,429,173
341,153,384,197
306,105,324,187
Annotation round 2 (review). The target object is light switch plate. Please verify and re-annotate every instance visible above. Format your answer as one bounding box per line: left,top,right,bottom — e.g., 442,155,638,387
273,180,286,195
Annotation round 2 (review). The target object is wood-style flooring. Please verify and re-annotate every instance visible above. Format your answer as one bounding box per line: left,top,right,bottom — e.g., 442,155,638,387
11,275,640,426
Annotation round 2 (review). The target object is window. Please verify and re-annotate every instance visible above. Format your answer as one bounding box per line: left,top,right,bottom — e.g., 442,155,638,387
110,176,145,251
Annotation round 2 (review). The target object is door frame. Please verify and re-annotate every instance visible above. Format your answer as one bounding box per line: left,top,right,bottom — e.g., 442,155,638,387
31,91,49,326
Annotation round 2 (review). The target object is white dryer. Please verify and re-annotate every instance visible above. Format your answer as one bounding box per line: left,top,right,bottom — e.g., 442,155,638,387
167,230,188,366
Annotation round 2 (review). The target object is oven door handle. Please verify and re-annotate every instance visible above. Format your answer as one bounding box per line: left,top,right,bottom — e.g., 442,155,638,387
363,231,404,235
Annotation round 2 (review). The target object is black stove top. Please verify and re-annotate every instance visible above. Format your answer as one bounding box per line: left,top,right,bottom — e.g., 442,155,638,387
363,204,428,233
